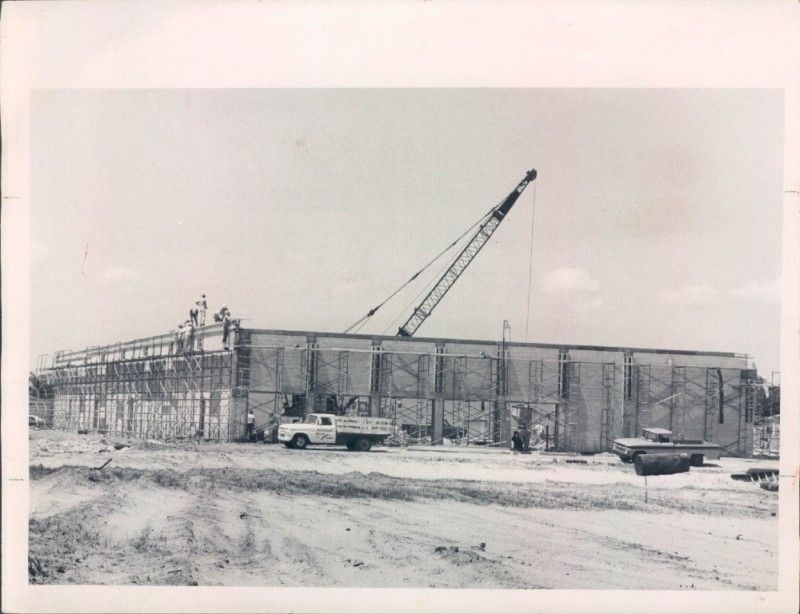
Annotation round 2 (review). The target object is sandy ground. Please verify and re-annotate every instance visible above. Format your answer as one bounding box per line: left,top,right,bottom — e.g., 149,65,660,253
28,430,778,589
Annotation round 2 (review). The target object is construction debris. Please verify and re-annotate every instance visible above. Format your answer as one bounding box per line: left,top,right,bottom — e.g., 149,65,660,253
90,458,112,471
731,468,779,484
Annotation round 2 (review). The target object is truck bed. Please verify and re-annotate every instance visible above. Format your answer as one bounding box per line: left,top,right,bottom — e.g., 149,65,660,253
612,438,721,462
335,416,392,436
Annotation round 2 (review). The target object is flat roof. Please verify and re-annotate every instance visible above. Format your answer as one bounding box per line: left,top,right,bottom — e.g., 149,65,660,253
43,323,746,363
242,326,743,358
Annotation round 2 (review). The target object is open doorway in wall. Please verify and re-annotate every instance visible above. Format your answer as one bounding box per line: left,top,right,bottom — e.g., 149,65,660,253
311,393,370,416
510,402,565,451
380,397,433,446
443,399,499,446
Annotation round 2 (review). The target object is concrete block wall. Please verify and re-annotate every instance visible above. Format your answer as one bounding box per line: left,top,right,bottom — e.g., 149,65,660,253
567,362,612,453
43,327,753,454
246,331,310,395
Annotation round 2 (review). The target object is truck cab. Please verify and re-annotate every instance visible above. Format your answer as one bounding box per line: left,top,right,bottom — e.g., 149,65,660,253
297,413,337,444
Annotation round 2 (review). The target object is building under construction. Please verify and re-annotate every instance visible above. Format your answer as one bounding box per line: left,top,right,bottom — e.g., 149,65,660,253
38,321,759,456
34,169,768,456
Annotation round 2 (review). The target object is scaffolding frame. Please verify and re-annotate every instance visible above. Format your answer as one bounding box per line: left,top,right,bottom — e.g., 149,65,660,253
527,358,573,451
444,352,501,445
380,397,434,445
44,349,235,441
378,349,434,443
599,363,616,451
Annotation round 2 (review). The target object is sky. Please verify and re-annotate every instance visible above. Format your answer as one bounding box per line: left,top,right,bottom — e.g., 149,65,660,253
30,88,783,375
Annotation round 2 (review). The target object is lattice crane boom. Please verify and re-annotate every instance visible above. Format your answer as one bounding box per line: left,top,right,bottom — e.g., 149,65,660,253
397,168,537,337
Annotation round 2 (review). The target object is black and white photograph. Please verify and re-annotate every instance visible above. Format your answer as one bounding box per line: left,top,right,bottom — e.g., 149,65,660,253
2,2,799,613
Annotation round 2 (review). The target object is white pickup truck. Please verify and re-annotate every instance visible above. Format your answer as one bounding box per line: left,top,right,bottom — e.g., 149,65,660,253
612,427,721,466
278,413,392,452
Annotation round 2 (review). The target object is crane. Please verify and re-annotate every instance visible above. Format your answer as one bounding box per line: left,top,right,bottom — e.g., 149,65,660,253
398,169,538,336
345,168,537,337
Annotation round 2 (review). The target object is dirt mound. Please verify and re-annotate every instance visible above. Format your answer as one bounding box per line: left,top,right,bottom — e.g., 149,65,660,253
27,431,779,589
434,545,490,566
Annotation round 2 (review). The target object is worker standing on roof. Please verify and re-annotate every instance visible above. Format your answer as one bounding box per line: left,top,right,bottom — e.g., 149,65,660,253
213,304,230,323
175,322,186,353
195,294,208,326
184,319,195,352
222,312,232,350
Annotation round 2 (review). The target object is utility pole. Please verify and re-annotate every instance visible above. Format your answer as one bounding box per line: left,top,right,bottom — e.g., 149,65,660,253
501,319,510,396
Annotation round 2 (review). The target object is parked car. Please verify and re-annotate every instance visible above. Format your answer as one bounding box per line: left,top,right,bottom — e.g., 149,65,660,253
612,427,720,466
278,413,391,451
29,415,45,428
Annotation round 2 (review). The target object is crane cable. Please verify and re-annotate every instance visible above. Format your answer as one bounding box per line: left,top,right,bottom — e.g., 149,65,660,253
524,181,538,341
343,197,504,334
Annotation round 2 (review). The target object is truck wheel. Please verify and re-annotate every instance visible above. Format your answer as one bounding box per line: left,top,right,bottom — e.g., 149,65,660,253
690,454,704,467
345,441,356,451
355,437,371,452
292,434,309,450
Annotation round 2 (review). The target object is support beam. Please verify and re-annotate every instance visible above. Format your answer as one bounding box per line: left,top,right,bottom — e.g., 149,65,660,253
369,340,382,417
431,343,445,443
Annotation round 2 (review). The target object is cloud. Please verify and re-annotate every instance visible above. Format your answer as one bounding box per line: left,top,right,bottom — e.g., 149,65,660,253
727,277,781,303
542,268,599,293
659,285,720,306
100,265,140,283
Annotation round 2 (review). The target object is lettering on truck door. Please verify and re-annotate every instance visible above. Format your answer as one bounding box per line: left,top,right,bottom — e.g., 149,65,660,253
314,415,336,443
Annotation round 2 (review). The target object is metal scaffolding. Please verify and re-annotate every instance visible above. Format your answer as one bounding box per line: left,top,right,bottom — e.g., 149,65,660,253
34,326,758,455
378,348,434,444
526,358,572,451
43,347,236,441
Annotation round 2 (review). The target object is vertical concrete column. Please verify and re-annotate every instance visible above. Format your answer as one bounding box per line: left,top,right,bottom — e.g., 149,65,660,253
496,344,510,445
554,404,561,450
740,368,756,456
228,340,240,442
303,334,317,416
622,351,635,438
497,400,510,445
369,338,382,417
369,394,382,417
431,343,445,444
